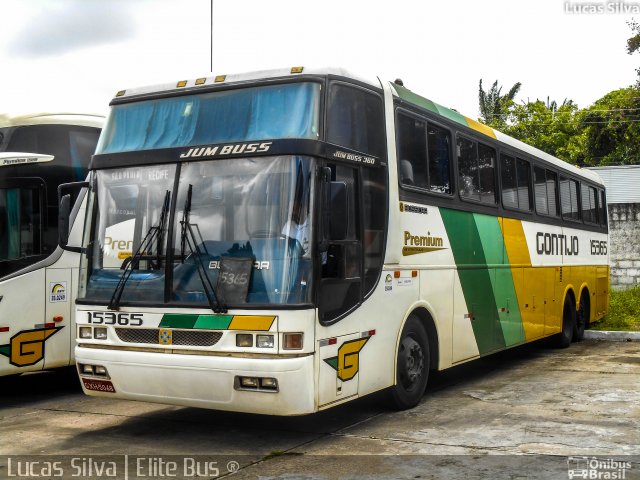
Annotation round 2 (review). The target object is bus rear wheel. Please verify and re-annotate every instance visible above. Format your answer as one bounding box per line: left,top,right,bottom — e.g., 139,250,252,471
555,295,576,348
574,291,589,342
388,315,430,410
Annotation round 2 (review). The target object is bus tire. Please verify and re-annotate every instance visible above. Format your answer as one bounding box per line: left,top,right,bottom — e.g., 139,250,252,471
388,315,430,410
574,291,589,342
555,295,576,348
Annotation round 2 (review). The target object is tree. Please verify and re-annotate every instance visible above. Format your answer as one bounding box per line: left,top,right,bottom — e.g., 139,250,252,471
478,79,521,129
580,87,640,165
628,19,640,81
504,98,586,165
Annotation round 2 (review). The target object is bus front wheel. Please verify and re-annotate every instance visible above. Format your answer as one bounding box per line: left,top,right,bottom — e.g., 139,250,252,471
388,315,430,410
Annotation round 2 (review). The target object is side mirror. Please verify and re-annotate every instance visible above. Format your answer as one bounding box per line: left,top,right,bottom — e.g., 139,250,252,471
58,194,72,248
58,181,89,253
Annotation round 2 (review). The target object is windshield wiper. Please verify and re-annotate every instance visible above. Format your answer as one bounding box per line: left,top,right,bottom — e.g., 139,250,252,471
108,190,171,311
179,184,226,314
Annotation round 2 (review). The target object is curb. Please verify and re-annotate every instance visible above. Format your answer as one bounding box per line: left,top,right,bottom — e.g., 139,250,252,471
584,330,640,342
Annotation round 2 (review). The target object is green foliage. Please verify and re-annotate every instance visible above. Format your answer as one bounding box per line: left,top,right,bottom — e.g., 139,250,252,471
478,79,521,129
580,87,640,165
628,19,640,80
591,286,640,331
503,98,586,165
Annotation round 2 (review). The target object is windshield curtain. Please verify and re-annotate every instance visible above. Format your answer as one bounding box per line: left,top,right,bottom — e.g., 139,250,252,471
80,156,315,307
97,83,321,154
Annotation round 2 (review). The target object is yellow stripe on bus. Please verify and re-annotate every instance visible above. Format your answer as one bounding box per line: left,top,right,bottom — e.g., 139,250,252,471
228,316,276,331
464,117,497,139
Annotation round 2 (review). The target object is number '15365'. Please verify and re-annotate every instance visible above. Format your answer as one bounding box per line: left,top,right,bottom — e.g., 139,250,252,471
86,311,143,326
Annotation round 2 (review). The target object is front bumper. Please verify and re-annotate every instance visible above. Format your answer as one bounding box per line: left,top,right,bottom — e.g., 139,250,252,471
76,346,316,415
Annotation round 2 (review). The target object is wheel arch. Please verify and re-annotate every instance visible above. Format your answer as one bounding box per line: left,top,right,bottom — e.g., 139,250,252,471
395,302,440,373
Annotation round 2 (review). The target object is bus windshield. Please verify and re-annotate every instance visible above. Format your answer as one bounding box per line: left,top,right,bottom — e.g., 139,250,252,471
80,155,315,307
96,82,321,154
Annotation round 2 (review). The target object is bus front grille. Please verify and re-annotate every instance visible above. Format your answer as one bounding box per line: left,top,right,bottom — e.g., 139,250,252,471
115,328,223,347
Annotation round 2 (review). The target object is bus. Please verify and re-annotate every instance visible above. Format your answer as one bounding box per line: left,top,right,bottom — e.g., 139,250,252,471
0,113,103,376
62,68,609,414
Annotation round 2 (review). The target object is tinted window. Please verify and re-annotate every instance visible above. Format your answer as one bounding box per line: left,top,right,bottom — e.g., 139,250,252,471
477,143,496,204
0,183,45,278
599,190,608,226
397,113,427,189
503,156,531,211
327,84,385,158
362,166,387,295
560,176,580,221
534,167,558,216
582,185,598,224
427,124,451,194
457,137,479,200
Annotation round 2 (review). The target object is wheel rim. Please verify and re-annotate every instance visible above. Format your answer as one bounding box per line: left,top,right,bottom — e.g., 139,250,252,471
399,335,424,391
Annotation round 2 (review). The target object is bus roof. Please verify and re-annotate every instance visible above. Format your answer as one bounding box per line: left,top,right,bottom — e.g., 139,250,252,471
0,113,104,129
109,67,383,101
108,67,603,186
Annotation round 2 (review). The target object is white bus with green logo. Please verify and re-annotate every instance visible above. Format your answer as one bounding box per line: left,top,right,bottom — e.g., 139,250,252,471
0,113,102,376
62,68,609,414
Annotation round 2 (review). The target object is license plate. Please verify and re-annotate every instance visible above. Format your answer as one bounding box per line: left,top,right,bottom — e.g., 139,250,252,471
82,378,116,393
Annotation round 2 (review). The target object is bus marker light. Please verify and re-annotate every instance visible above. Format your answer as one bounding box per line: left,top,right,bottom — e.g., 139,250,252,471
362,329,376,338
283,333,303,350
176,80,188,88
53,315,64,323
256,334,274,348
394,271,401,278
412,270,418,278
214,75,226,83
94,327,108,340
115,90,126,97
0,326,9,333
291,66,304,74
236,334,253,347
79,327,92,339
195,78,206,85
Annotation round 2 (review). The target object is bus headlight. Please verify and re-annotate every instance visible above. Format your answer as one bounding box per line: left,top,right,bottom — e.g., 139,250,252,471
236,334,253,347
256,334,274,348
79,327,92,339
94,327,108,340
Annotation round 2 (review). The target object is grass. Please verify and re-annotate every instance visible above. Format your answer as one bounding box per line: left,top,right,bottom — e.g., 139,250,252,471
589,286,640,331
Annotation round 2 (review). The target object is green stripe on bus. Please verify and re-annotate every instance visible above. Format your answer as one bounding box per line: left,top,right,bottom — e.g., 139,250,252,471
472,214,525,347
393,84,439,115
441,208,506,354
159,314,197,329
194,315,233,330
434,104,468,126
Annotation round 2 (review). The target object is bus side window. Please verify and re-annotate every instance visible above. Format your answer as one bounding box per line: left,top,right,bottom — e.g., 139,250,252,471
396,112,427,189
560,176,581,222
599,190,607,226
457,137,496,204
582,184,598,224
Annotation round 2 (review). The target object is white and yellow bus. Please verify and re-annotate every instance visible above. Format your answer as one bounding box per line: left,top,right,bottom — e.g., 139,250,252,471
0,113,103,376
61,68,609,414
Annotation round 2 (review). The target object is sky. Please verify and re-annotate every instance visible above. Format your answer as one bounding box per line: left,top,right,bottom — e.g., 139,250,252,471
0,0,637,120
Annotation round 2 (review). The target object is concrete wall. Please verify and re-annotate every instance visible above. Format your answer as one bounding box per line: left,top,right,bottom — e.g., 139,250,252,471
609,203,640,289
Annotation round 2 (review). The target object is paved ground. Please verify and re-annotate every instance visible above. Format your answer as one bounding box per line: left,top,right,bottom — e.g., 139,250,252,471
1,339,639,479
